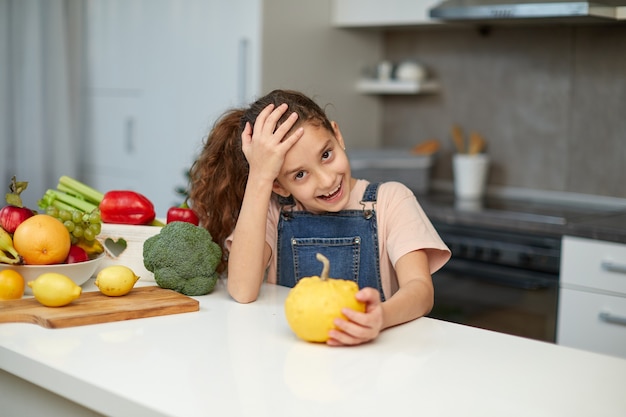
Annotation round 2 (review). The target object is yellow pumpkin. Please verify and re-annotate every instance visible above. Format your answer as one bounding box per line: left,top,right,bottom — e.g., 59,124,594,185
284,253,366,343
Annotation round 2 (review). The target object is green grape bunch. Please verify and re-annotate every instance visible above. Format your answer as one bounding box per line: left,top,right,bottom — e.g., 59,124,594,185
45,206,102,245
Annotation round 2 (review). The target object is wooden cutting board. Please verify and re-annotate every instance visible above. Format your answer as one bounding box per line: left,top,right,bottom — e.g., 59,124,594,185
0,286,199,329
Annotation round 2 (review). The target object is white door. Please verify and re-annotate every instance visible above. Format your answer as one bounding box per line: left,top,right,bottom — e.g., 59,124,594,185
84,0,261,217
87,95,143,191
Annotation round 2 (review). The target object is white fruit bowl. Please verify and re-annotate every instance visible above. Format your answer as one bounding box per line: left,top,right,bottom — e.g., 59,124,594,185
0,255,104,296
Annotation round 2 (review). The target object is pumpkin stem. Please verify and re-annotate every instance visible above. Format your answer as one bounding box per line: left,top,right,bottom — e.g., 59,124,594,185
316,253,330,281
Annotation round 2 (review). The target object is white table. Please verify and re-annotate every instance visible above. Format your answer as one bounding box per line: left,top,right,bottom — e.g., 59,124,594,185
1,279,626,417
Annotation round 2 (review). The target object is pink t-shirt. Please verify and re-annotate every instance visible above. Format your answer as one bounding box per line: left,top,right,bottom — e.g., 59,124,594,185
260,180,451,299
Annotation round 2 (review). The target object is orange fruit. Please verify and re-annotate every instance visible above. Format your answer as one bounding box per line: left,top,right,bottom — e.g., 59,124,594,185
0,269,25,300
13,214,71,265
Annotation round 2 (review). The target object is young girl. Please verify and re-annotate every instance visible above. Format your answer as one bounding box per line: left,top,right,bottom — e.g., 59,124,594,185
190,90,450,346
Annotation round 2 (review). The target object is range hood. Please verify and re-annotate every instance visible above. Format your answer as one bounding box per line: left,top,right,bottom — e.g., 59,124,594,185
429,0,626,22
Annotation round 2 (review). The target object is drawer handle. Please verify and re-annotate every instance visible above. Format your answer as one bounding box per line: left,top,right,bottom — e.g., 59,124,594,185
600,260,626,275
598,311,626,326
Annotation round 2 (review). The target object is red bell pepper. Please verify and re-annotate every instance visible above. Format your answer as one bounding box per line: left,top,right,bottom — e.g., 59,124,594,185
166,202,199,225
99,190,156,225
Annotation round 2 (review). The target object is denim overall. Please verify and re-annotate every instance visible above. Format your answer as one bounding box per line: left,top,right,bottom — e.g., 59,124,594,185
276,183,385,301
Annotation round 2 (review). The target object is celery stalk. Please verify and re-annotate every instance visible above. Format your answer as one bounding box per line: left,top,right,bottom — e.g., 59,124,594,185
49,199,76,212
57,176,104,205
38,189,98,213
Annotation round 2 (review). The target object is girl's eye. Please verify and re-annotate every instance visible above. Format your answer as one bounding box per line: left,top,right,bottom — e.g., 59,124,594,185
295,171,305,180
322,149,332,160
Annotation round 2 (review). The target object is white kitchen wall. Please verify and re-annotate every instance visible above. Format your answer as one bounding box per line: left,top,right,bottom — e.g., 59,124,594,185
260,0,383,150
381,25,626,199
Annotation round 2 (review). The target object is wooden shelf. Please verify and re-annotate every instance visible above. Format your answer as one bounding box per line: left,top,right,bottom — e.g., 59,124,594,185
356,79,440,95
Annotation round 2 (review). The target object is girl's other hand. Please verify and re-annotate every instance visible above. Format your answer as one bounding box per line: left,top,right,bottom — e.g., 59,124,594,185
327,287,384,346
241,103,303,182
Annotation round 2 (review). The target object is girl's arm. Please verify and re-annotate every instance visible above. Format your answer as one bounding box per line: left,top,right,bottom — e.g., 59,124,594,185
226,176,274,303
227,104,303,303
380,249,434,328
328,249,433,345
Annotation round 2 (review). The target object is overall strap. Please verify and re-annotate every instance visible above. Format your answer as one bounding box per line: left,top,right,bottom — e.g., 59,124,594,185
361,182,381,202
277,195,295,206
278,195,296,220
360,182,381,219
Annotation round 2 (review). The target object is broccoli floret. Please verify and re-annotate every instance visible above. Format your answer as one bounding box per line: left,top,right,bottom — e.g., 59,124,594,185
143,221,222,296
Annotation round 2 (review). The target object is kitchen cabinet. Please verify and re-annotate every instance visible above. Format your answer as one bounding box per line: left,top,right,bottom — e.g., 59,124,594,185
332,1,442,96
86,1,146,91
332,0,442,27
557,236,626,359
87,95,143,191
83,0,261,216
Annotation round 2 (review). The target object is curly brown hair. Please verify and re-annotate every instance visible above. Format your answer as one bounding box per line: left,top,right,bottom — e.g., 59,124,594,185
189,90,334,272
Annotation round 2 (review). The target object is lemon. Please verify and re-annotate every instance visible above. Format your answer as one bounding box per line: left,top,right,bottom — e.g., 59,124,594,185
28,273,82,307
94,265,139,296
284,253,366,343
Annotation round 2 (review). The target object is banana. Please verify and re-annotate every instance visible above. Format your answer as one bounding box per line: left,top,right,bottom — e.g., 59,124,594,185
0,251,21,265
0,226,23,265
76,238,105,257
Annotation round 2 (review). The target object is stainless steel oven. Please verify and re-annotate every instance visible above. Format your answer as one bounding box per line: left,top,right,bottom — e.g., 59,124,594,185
429,222,562,342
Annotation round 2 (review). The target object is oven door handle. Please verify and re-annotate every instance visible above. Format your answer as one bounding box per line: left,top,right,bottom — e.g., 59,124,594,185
601,260,626,275
598,311,626,326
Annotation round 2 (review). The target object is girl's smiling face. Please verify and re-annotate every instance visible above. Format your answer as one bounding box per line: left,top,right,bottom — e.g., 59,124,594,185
272,121,355,213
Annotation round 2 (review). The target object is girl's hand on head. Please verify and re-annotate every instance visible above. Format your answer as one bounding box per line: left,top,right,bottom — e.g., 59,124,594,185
241,103,304,182
326,287,384,346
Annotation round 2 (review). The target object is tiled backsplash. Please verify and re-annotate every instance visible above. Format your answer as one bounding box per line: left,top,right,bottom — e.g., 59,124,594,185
381,25,626,199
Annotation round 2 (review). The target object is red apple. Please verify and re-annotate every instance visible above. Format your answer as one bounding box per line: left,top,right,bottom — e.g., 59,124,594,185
65,245,90,264
0,205,34,234
0,176,35,233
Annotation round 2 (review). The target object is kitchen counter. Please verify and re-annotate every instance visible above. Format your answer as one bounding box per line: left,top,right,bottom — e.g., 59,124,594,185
2,280,626,417
565,211,626,243
418,192,626,243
